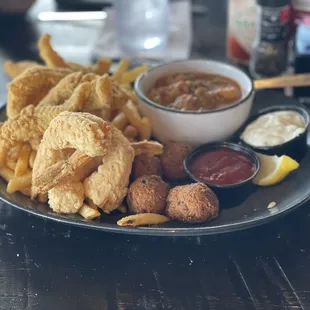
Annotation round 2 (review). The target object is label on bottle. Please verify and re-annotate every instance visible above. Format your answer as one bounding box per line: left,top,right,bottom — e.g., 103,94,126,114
257,5,290,42
296,18,310,54
227,0,257,64
292,0,310,12
291,1,310,31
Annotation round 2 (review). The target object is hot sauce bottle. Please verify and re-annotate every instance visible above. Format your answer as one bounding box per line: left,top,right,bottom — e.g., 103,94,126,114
227,0,257,66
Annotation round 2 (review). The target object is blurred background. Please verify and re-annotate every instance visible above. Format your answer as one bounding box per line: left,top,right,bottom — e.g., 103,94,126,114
0,0,309,100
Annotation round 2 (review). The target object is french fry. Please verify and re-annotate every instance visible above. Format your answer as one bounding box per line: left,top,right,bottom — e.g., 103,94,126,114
15,143,32,177
120,86,139,106
112,59,129,82
29,150,37,169
29,139,41,151
140,117,152,141
121,101,152,140
7,170,32,194
67,57,112,75
95,57,112,75
123,125,138,142
38,33,68,68
86,199,99,210
0,146,8,167
4,60,40,78
123,99,140,117
20,188,32,197
120,83,132,91
79,203,101,220
0,166,14,182
6,159,16,171
111,112,128,131
120,64,148,84
117,204,127,214
38,193,48,203
7,143,22,161
117,213,170,227
131,140,164,156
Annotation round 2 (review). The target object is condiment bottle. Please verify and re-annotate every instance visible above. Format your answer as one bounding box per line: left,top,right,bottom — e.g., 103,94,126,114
226,0,257,66
249,0,291,78
293,16,310,102
291,0,310,34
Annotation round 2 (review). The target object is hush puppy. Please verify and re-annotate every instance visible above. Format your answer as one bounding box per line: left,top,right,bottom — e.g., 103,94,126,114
127,175,169,214
160,141,192,181
166,183,219,223
131,154,163,180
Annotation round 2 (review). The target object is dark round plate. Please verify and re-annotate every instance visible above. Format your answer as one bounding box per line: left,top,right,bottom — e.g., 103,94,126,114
0,90,309,236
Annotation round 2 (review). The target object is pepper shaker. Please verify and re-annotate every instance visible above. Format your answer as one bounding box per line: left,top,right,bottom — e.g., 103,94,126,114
249,0,291,78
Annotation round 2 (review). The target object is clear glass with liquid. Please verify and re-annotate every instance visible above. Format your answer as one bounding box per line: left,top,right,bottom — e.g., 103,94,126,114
114,0,169,55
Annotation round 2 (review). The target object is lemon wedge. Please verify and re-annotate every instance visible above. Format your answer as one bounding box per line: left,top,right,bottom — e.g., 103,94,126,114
253,153,299,186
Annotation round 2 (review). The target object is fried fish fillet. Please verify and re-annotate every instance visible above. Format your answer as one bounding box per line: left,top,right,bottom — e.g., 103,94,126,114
7,66,72,118
84,126,135,213
32,112,112,196
33,112,119,214
0,82,89,165
37,72,126,121
48,181,85,214
37,72,91,107
4,60,41,78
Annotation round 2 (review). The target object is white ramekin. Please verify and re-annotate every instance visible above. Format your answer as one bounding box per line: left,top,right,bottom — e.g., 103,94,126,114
134,59,255,146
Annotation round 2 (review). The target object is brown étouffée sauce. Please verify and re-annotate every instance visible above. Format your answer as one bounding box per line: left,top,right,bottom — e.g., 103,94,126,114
147,72,242,111
189,148,256,186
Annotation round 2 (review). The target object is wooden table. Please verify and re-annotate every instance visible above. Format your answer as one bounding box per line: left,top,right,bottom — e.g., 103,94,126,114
0,1,309,309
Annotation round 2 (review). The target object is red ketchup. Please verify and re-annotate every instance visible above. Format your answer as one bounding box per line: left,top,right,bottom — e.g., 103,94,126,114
189,148,256,186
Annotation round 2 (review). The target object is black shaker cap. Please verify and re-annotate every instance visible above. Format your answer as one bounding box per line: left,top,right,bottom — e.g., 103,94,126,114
257,0,290,7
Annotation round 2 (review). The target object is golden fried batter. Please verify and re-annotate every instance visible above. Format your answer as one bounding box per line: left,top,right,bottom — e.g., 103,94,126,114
4,60,41,78
7,66,71,118
84,126,135,214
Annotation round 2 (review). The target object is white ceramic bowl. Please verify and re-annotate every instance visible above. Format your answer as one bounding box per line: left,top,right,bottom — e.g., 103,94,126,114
134,59,255,146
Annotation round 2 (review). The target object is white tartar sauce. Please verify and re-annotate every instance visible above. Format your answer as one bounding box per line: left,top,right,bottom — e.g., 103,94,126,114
241,110,306,147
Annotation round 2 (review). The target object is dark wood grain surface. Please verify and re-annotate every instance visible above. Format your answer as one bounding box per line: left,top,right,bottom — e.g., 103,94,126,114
0,0,310,309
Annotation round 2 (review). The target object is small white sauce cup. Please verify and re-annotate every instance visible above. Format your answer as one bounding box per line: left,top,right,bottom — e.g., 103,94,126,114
134,59,254,147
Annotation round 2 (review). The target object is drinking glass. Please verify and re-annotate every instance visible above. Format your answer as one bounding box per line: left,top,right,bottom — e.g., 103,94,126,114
114,0,169,55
